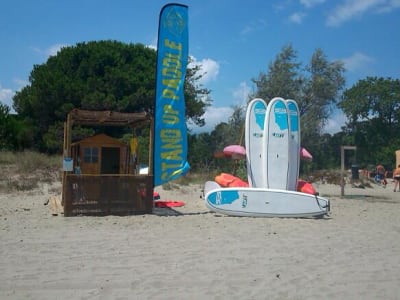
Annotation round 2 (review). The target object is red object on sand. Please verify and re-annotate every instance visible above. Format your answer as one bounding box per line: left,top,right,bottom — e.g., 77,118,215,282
215,173,249,188
154,200,185,208
297,179,317,195
223,145,246,159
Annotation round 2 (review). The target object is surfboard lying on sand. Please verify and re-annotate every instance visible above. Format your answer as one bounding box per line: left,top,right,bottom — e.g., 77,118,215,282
263,97,290,189
245,98,267,187
204,184,330,218
204,180,221,196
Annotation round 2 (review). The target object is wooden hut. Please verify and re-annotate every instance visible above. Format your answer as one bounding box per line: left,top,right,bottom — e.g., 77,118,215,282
62,109,153,216
71,134,130,175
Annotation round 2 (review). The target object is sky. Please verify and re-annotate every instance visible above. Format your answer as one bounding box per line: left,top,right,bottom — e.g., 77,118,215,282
1,0,400,134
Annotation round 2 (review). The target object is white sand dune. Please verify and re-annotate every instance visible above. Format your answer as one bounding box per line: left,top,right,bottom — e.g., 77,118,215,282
1,181,399,299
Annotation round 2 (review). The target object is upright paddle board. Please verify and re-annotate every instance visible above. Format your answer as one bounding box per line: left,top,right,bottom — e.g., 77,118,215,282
245,98,267,187
286,99,300,191
204,187,330,218
263,97,290,189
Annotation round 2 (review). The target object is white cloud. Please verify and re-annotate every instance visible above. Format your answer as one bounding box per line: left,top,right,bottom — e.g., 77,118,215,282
32,44,69,57
323,111,348,134
189,56,220,84
240,25,254,36
376,0,400,12
46,44,68,56
240,19,267,36
146,44,157,51
289,12,307,24
300,0,326,8
322,110,347,134
341,52,374,72
326,0,400,27
232,81,251,105
14,78,29,89
0,85,15,112
188,106,234,134
189,81,252,134
148,44,219,86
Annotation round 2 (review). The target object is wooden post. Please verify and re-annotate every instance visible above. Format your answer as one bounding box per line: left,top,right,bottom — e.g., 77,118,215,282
340,146,357,197
340,146,345,197
148,117,154,176
62,121,67,207
66,113,72,157
62,113,73,208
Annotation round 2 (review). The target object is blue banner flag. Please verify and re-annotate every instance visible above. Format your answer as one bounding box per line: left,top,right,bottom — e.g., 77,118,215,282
154,3,190,186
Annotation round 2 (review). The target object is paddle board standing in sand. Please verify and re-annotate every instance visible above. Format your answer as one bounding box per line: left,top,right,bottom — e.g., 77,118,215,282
286,99,300,191
263,97,290,190
245,98,267,187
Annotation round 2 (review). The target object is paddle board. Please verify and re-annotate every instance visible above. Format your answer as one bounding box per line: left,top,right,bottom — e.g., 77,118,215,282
203,180,221,197
204,187,330,218
263,97,290,189
286,99,300,191
245,98,267,187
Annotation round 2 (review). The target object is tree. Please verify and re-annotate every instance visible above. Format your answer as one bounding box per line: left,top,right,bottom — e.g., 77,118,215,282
252,45,345,166
13,40,211,152
186,103,248,175
338,77,400,167
252,44,303,101
302,48,345,142
188,132,215,172
185,57,212,126
339,77,400,127
0,103,12,150
0,103,33,151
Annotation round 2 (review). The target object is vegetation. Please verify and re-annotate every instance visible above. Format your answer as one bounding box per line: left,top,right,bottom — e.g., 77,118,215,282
1,40,399,183
10,41,211,153
338,77,400,168
187,46,399,174
0,151,61,192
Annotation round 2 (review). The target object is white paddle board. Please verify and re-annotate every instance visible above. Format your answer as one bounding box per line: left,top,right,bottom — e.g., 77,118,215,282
286,99,300,191
245,98,267,187
204,187,330,218
204,180,221,196
263,97,290,189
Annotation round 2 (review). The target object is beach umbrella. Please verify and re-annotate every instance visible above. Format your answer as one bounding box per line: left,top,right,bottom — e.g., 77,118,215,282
300,147,313,161
223,144,246,160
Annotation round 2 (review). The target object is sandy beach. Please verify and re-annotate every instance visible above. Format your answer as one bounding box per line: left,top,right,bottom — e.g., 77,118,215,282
1,179,400,300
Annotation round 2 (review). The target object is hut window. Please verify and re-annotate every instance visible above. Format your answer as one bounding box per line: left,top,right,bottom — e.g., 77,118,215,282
83,147,99,163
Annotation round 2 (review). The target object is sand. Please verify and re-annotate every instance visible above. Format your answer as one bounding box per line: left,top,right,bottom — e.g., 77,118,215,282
1,180,400,300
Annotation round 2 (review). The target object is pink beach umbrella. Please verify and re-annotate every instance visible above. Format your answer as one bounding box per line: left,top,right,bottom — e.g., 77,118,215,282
223,145,246,160
300,147,313,161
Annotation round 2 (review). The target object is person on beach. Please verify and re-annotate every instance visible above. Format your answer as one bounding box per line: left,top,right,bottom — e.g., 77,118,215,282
376,164,387,187
393,164,400,192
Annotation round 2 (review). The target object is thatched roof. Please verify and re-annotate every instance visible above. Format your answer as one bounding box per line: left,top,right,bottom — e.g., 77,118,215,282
68,109,151,127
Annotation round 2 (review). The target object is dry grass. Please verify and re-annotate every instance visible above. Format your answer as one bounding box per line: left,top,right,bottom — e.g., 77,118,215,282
0,151,62,193
1,151,370,193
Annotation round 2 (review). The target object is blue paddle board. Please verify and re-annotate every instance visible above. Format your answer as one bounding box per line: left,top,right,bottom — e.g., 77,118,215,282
245,98,267,187
286,99,300,191
204,187,330,218
263,97,290,189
